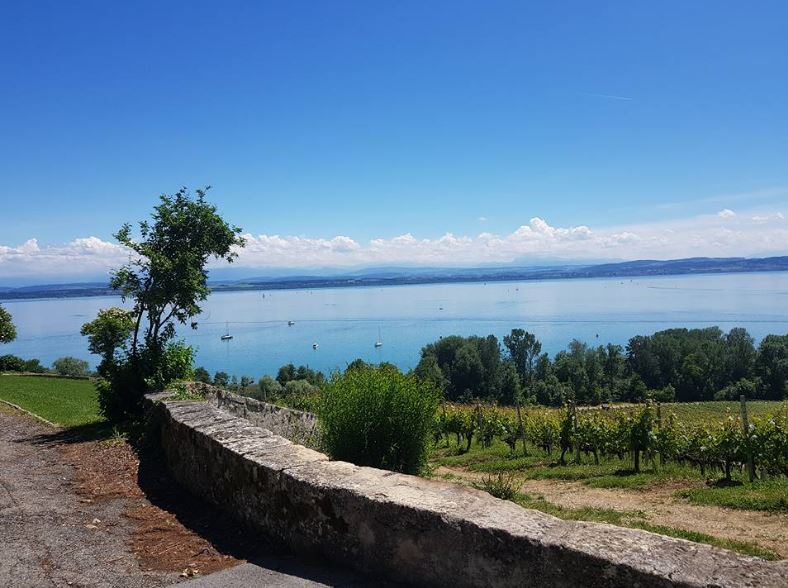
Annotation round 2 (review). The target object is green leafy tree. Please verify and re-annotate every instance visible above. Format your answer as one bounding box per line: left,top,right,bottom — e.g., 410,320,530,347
257,375,283,401
213,371,229,387
52,356,90,377
0,304,16,344
756,334,788,400
193,366,211,383
83,187,244,421
80,308,134,377
503,329,541,386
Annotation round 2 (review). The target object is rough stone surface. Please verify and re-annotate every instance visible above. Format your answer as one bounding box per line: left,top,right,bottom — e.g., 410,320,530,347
147,395,788,588
188,383,320,448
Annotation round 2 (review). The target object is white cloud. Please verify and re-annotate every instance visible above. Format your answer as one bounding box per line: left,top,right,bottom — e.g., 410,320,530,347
2,208,787,279
717,208,736,219
478,216,488,223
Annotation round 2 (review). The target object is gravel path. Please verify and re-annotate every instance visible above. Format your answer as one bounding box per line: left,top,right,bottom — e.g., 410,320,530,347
0,409,174,588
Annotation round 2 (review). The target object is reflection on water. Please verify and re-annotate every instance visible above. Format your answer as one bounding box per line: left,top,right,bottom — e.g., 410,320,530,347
3,272,787,378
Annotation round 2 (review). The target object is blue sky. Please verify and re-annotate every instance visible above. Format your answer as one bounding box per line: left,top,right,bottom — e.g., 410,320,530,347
1,1,787,281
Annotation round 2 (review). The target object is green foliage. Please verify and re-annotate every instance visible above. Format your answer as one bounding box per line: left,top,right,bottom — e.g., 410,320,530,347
52,356,90,377
432,401,788,481
678,479,788,512
21,358,47,373
0,354,25,372
474,472,518,500
80,307,134,376
276,362,325,387
756,334,788,400
416,326,785,405
319,365,439,474
82,187,244,422
0,304,16,343
213,371,229,386
193,366,211,383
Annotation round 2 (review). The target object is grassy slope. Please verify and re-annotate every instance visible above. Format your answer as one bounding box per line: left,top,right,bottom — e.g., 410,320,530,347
0,374,102,427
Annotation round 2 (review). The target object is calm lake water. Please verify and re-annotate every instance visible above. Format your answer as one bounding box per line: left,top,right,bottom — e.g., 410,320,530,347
3,272,788,379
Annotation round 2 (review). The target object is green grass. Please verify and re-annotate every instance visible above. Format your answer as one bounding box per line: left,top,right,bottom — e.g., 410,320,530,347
0,374,103,428
678,480,788,512
511,492,779,560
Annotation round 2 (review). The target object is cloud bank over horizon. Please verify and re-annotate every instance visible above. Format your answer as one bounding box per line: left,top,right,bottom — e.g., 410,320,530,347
1,207,786,283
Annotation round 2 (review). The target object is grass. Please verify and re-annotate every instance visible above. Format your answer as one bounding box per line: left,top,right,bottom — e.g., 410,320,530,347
678,480,788,512
0,374,103,428
510,492,779,560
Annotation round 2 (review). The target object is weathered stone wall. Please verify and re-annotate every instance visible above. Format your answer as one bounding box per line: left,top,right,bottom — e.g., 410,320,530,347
184,383,320,448
146,395,788,588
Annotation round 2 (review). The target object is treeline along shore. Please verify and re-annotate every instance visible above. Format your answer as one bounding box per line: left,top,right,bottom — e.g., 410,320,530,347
2,255,788,300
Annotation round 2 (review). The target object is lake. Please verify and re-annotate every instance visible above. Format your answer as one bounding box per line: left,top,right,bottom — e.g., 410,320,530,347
2,272,787,379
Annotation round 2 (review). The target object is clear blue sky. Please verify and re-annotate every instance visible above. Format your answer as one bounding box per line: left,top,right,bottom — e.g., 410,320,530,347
1,1,787,279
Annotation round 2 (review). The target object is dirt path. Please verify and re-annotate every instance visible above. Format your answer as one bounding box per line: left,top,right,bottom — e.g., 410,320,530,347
0,408,174,587
436,465,788,558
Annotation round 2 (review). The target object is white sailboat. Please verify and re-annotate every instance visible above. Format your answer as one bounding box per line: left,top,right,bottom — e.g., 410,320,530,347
374,327,383,348
220,322,233,341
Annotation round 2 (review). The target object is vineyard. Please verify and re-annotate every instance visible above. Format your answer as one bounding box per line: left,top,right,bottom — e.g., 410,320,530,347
433,401,788,481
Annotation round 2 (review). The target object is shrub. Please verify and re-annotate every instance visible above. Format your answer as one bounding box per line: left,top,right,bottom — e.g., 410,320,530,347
0,354,25,372
474,472,518,500
319,365,439,474
96,342,194,422
22,358,48,373
52,356,90,377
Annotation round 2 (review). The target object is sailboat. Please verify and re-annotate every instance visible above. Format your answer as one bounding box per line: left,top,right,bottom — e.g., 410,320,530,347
220,322,233,341
374,327,383,348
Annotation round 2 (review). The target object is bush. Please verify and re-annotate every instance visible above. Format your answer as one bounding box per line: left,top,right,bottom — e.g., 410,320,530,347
319,365,439,474
96,342,194,422
22,358,48,373
0,354,25,372
474,472,518,500
52,356,90,377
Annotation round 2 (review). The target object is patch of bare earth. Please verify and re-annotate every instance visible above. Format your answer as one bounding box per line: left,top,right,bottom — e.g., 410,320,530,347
435,465,788,558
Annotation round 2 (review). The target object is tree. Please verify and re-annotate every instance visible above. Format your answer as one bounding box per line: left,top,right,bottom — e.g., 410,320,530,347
80,308,134,377
83,187,244,421
53,356,90,377
0,304,16,344
213,371,229,387
503,329,541,386
257,375,283,400
193,366,211,383
416,335,503,402
756,335,788,400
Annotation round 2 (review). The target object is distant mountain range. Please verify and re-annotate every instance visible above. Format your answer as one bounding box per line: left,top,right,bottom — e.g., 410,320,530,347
1,256,787,301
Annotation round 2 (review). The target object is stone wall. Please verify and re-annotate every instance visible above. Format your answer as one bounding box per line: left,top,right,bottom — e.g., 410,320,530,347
146,394,788,588
185,383,320,448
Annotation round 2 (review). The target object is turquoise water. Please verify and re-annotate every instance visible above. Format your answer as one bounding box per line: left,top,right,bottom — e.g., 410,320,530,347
2,272,787,379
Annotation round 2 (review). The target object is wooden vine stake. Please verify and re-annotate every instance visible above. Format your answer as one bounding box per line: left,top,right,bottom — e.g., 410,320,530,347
740,395,755,482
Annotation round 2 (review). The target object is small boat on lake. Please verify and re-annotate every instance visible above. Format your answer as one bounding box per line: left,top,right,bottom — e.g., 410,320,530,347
374,327,383,348
312,342,319,349
288,320,295,326
220,322,233,341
